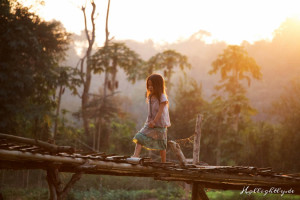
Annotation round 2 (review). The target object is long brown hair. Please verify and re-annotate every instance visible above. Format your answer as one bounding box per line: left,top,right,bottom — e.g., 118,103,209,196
146,73,167,103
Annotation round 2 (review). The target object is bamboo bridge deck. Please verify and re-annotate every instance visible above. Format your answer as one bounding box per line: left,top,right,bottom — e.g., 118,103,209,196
0,133,299,197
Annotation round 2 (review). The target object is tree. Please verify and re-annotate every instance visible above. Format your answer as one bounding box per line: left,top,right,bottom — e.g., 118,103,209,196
210,45,262,95
78,1,96,137
0,0,71,138
169,78,206,158
53,66,81,140
206,97,245,165
271,77,300,171
89,42,143,150
90,42,144,93
145,50,191,92
209,45,262,131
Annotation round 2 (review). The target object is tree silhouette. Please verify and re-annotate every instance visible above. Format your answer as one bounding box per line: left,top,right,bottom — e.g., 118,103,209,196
146,50,191,92
271,76,300,171
76,1,97,137
209,45,262,95
0,0,70,138
89,42,143,150
209,45,262,131
90,42,144,94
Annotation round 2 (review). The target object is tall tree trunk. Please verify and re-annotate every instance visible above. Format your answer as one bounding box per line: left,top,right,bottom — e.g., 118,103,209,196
97,120,101,151
81,68,91,136
53,85,63,141
97,0,111,151
110,58,118,94
166,66,172,92
103,0,111,98
81,2,96,137
103,0,111,97
216,120,221,166
93,118,96,150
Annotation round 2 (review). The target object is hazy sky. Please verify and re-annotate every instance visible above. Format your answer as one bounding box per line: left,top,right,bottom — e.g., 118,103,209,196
23,0,300,46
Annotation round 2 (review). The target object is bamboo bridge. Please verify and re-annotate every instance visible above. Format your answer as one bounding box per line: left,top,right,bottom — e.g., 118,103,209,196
0,133,299,200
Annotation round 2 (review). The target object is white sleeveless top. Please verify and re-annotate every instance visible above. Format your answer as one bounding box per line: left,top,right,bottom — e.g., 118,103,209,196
146,93,171,127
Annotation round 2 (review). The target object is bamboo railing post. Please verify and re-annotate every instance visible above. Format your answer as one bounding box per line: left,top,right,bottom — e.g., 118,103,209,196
193,114,202,165
192,114,209,200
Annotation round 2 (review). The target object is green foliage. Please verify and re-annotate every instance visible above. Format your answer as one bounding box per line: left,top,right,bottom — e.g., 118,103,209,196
204,45,263,165
56,66,82,96
209,45,262,95
90,42,144,83
169,78,206,138
83,94,131,151
209,45,262,132
169,77,207,157
0,0,72,137
237,122,279,167
270,77,300,172
144,49,191,92
108,115,136,155
54,110,85,148
146,49,191,75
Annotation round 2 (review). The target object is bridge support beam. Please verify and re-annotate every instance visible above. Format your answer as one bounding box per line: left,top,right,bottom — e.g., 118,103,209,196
192,183,209,200
46,166,83,200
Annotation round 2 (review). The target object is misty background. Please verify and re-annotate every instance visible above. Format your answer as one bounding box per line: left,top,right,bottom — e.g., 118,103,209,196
61,17,300,127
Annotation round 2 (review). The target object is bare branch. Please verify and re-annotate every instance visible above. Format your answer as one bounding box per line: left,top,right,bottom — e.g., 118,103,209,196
79,56,86,83
61,172,83,199
82,6,91,43
105,0,111,45
90,2,96,46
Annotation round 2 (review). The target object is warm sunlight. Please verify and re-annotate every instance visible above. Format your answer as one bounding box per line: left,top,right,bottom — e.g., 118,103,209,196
21,0,300,46
3,0,300,198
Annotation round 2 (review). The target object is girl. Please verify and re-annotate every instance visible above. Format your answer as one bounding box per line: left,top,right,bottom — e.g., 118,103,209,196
132,73,171,162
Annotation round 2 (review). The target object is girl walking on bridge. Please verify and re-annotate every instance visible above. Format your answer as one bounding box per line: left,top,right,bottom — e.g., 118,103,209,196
132,73,171,162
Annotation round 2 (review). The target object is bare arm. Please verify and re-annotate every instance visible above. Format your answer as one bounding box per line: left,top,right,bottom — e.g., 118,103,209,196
149,102,167,127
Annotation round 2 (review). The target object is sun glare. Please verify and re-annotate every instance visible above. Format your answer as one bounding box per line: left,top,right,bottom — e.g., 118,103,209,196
20,0,300,46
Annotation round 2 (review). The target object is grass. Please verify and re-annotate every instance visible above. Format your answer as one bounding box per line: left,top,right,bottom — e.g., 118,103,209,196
1,187,300,200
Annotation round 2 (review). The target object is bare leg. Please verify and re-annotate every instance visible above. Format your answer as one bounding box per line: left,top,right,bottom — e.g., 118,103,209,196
132,143,142,157
160,150,166,163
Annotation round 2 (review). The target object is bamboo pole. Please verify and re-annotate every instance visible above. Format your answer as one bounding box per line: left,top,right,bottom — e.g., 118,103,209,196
192,114,209,200
0,149,299,190
193,114,202,165
0,133,74,153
